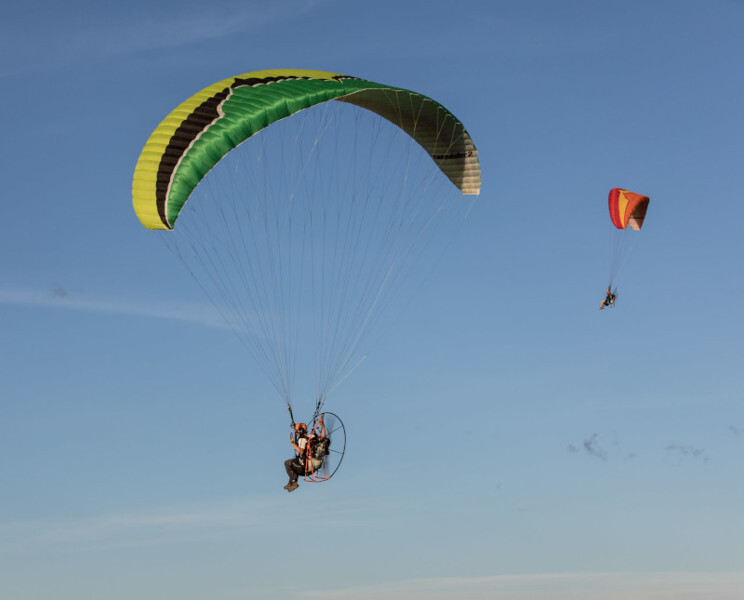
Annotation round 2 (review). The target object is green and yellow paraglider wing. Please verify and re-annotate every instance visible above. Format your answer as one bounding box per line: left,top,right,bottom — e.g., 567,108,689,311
132,69,481,230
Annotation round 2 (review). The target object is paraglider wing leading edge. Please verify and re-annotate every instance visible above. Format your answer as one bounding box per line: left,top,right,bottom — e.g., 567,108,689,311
132,69,481,231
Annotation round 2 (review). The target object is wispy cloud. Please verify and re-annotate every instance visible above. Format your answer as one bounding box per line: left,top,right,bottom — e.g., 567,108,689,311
1,0,333,76
569,433,713,464
0,493,395,552
582,433,607,460
0,284,227,329
665,443,709,462
4,498,744,599
568,433,607,460
568,432,638,462
82,1,330,57
290,571,744,600
0,497,274,551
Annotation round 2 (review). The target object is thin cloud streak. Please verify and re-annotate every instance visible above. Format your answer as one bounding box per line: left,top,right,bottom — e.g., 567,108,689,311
295,571,744,600
568,433,607,460
0,497,277,551
0,285,227,329
665,443,709,462
0,0,333,76
0,494,396,552
80,1,331,57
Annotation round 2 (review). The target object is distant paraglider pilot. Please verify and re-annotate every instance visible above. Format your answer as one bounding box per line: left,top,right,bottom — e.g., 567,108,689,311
600,287,617,310
283,416,328,492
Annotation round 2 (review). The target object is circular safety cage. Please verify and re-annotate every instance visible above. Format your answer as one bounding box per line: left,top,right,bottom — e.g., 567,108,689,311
302,412,346,482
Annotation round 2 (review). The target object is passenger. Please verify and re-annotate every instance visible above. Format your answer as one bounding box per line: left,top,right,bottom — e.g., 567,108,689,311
283,416,328,492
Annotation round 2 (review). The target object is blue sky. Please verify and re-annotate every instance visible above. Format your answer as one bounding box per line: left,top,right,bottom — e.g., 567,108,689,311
2,0,743,598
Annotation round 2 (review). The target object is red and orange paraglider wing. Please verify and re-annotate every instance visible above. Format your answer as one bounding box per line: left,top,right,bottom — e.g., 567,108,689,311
608,188,650,230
